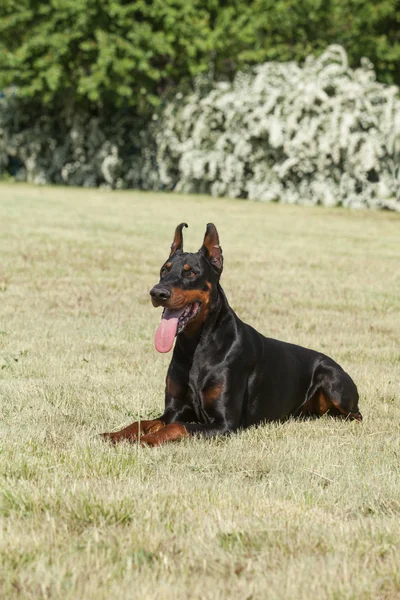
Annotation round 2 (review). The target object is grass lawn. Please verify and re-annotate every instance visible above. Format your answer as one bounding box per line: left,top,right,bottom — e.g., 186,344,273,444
0,183,400,599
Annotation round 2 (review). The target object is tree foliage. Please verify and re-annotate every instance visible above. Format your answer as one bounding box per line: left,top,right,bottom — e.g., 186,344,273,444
0,0,216,112
1,1,400,113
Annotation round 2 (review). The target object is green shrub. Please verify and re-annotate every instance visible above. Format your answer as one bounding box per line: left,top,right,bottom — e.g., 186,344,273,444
0,96,158,188
1,0,400,116
0,0,216,113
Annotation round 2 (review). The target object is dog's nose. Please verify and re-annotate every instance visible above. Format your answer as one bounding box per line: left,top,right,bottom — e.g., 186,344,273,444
150,286,171,302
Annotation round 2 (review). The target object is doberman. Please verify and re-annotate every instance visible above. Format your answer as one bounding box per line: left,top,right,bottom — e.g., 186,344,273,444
101,223,362,446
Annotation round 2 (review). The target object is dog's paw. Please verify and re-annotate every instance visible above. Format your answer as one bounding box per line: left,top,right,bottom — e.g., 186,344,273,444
99,432,118,444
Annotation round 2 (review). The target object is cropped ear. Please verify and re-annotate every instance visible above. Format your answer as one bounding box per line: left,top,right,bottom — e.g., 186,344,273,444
170,222,188,256
199,223,223,273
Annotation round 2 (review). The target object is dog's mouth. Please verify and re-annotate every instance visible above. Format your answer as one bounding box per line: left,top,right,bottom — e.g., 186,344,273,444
174,302,201,335
154,302,201,353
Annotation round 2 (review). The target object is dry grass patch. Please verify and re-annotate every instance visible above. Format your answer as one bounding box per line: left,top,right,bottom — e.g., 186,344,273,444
0,183,400,599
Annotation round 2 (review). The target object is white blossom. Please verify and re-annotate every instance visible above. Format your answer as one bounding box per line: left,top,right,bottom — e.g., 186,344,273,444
157,46,400,210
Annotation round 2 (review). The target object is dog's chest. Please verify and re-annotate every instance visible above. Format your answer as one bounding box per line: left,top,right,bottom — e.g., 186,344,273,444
186,361,217,424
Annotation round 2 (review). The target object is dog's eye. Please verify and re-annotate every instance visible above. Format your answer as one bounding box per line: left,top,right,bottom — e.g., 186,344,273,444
160,268,167,278
186,270,196,278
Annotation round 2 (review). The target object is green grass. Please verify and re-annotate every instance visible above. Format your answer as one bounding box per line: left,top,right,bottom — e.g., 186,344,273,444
0,183,400,599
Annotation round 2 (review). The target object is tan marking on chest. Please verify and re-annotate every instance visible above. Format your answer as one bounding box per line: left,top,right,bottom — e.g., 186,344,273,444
202,382,224,406
166,376,186,400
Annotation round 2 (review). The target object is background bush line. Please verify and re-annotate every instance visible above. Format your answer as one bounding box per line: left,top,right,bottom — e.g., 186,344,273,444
1,47,400,211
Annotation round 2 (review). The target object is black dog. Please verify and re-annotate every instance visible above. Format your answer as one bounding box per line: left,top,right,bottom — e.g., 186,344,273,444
102,223,362,446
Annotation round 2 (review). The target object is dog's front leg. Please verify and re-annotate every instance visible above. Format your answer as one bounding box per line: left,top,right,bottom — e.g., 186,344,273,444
139,421,235,446
100,404,195,444
100,418,165,444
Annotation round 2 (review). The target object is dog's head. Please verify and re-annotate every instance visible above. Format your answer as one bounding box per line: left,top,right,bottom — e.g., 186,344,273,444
150,223,223,352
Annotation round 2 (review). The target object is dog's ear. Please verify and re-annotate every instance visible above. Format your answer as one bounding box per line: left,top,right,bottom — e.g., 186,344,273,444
170,223,188,256
199,223,223,273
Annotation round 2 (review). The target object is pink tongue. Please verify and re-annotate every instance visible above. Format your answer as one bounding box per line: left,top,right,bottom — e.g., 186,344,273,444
154,308,185,353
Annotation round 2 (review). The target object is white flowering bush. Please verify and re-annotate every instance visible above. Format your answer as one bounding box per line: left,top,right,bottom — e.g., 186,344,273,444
157,46,400,210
